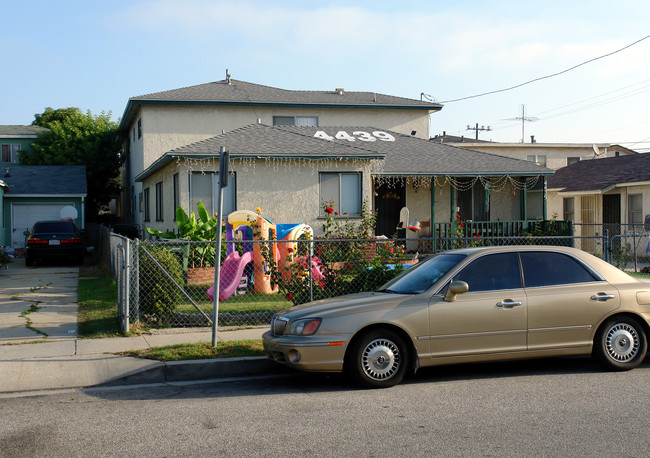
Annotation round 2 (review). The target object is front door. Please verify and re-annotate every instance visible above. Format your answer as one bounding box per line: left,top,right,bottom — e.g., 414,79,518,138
603,194,621,251
374,181,406,238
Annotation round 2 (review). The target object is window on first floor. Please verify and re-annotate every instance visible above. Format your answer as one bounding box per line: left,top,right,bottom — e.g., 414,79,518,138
143,188,150,222
173,173,179,221
155,181,164,221
563,197,574,221
190,171,236,217
1,144,21,162
628,193,642,224
319,172,361,216
456,178,489,221
273,116,318,126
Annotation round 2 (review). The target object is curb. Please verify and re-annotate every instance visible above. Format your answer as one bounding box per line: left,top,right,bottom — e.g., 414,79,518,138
99,356,292,387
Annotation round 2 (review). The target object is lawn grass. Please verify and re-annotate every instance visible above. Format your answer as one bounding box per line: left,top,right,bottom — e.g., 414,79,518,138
117,340,265,361
77,274,125,338
176,288,292,314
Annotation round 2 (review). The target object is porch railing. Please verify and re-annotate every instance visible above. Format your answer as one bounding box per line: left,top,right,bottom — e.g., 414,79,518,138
432,220,573,238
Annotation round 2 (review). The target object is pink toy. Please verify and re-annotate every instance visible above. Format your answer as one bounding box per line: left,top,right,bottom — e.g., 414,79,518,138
206,251,254,302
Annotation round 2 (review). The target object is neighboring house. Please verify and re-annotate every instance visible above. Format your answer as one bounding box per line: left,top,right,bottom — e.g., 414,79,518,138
548,153,650,227
118,74,442,227
0,165,87,249
136,123,553,239
547,154,650,253
443,140,637,170
0,125,48,163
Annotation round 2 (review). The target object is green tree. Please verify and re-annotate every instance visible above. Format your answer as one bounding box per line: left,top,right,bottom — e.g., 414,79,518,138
20,107,123,220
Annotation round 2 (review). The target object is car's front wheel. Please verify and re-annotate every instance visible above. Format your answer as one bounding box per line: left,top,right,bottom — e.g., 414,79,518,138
593,316,647,371
346,329,410,388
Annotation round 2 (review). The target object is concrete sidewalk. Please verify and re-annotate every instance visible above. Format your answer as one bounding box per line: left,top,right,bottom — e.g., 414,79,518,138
0,328,278,393
0,260,279,394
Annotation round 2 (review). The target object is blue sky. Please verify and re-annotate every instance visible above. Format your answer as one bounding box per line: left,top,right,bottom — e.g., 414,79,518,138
3,1,649,151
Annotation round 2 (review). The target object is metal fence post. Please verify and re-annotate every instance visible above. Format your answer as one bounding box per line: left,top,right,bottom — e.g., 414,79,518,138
124,237,130,332
603,228,609,264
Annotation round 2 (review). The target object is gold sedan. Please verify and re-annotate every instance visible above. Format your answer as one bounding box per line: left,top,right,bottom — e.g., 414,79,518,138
263,246,650,388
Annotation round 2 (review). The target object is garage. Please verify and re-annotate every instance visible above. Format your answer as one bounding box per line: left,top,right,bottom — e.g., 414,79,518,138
11,203,74,248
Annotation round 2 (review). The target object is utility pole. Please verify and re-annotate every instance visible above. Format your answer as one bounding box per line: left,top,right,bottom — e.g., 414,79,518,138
466,123,491,140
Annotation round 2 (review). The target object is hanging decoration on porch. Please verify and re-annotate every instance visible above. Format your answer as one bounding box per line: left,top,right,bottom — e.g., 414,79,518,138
371,174,543,191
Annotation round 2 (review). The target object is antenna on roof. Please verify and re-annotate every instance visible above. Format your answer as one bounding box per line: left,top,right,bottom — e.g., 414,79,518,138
225,69,232,84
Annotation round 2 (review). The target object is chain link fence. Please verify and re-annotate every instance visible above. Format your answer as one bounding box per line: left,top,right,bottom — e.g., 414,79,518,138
104,227,647,332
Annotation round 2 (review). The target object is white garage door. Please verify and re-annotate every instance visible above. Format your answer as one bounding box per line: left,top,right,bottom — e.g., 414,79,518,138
12,204,71,248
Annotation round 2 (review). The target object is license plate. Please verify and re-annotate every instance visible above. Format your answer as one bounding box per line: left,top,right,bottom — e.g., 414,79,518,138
49,240,60,245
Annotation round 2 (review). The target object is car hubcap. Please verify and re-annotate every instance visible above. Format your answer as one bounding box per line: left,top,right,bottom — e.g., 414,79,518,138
605,323,639,362
362,338,400,381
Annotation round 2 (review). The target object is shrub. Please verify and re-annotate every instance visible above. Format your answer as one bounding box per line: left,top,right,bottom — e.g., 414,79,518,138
138,246,184,318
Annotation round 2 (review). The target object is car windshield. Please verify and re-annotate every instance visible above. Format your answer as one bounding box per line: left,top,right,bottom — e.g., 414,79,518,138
378,253,466,294
33,222,75,233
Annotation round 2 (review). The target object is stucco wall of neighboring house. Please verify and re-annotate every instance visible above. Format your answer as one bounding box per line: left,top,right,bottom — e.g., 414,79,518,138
452,143,616,170
140,158,375,237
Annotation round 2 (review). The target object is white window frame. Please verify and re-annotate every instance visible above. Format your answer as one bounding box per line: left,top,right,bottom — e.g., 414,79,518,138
272,116,318,127
319,172,362,216
155,181,164,221
628,193,642,224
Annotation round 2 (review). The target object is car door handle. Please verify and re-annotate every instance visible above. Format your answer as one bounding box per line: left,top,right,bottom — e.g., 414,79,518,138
591,293,615,302
496,300,522,308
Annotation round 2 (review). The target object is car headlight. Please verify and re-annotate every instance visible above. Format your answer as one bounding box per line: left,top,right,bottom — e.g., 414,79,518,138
287,318,322,336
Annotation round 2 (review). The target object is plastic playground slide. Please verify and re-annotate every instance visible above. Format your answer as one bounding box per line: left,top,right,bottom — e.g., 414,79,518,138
206,250,254,302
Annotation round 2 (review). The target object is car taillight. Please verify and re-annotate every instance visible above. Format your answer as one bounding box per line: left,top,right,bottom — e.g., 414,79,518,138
62,237,81,244
27,237,48,245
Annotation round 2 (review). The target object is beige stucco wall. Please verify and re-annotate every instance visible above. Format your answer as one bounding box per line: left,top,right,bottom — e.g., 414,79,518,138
140,157,375,237
452,143,619,170
126,104,432,227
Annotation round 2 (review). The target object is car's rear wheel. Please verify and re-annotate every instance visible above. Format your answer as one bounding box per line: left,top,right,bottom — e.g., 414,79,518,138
346,329,409,388
593,316,647,371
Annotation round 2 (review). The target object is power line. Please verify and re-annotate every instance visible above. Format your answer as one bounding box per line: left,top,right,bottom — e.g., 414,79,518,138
439,34,650,104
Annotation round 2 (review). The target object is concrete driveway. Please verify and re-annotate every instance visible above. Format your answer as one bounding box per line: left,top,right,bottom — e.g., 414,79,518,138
0,258,79,343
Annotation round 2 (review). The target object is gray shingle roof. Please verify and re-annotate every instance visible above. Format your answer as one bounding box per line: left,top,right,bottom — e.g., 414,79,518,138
548,154,650,192
2,165,87,195
0,125,49,136
278,126,554,176
136,124,553,182
120,79,442,132
132,79,441,108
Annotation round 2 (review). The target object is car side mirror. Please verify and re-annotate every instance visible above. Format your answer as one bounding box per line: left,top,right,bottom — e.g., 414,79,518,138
444,281,469,302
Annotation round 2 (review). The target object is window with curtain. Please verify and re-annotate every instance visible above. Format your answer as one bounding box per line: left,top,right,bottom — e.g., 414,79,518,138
273,116,318,126
190,172,236,217
628,194,642,224
319,172,361,216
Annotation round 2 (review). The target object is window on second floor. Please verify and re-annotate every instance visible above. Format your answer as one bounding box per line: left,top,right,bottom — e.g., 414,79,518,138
527,155,547,167
137,119,142,139
1,144,21,163
567,157,581,166
273,116,318,127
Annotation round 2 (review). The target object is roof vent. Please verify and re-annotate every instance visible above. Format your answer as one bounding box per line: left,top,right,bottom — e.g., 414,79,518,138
225,68,232,84
335,88,344,95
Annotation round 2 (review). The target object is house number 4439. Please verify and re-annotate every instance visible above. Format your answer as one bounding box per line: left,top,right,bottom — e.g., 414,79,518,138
313,130,395,142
